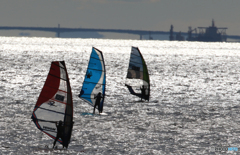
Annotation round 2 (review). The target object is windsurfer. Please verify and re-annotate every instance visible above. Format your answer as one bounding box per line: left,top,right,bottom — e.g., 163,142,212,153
93,92,103,114
140,85,146,101
53,120,65,149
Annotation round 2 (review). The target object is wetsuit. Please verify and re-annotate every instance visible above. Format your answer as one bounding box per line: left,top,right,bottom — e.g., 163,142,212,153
93,93,103,114
140,86,146,101
53,121,64,148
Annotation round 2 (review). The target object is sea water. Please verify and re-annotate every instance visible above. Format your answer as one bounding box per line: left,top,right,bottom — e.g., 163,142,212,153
0,37,240,154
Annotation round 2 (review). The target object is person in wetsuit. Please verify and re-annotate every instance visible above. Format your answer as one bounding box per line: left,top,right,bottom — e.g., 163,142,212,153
93,92,103,114
53,120,65,149
140,85,146,101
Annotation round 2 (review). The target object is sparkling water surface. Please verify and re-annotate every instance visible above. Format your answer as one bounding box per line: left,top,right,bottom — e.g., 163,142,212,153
0,37,240,154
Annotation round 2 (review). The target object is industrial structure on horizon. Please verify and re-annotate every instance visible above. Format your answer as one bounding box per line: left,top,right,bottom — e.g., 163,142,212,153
0,20,239,41
170,20,228,42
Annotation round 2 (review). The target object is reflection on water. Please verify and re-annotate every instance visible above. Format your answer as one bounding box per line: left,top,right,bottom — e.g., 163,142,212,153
0,37,240,154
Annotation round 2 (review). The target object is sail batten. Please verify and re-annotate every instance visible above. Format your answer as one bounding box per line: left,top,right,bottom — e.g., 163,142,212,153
128,61,143,65
37,107,66,115
79,47,106,111
125,47,150,101
87,68,106,72
32,61,74,148
48,74,68,81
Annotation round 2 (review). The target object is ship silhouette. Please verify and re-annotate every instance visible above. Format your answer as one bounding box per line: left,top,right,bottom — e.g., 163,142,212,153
170,20,227,42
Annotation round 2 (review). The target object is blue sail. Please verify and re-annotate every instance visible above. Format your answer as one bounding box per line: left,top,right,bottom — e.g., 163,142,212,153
79,47,106,112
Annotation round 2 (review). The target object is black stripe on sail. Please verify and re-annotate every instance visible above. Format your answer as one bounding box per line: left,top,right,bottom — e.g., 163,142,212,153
49,73,67,81
86,68,106,72
52,61,66,70
43,85,68,93
78,96,97,100
131,53,141,58
38,107,70,116
129,60,143,66
33,118,57,123
83,81,105,85
90,56,104,62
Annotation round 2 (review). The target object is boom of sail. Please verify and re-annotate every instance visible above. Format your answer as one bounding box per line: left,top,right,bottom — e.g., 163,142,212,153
79,47,106,112
125,47,150,101
31,61,74,148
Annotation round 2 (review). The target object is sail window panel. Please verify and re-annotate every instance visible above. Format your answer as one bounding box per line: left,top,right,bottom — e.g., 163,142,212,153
60,67,67,80
54,91,67,103
129,62,143,72
35,106,65,122
55,94,65,102
58,79,67,92
127,69,143,79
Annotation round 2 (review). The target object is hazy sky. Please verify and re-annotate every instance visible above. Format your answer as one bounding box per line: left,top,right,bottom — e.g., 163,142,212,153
0,0,239,38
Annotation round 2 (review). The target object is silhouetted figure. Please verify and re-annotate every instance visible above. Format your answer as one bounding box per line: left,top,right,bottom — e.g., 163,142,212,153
53,120,65,149
140,85,146,101
93,92,103,114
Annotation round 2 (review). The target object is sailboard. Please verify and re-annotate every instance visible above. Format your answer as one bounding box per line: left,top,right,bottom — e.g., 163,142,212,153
80,112,108,116
79,47,106,113
31,61,74,148
125,47,150,101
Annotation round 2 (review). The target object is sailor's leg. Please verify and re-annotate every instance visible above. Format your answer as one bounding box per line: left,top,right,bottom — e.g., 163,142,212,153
53,134,60,148
97,105,101,114
53,139,57,148
93,104,96,114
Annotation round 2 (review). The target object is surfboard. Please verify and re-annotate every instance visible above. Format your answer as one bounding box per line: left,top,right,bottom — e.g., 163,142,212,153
38,145,66,150
80,112,108,116
99,112,108,116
